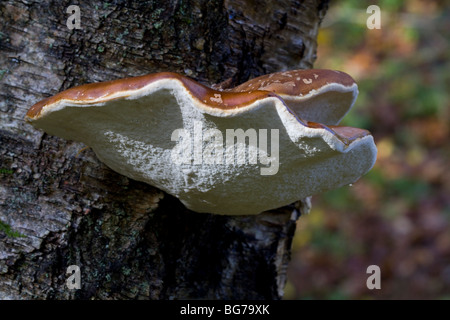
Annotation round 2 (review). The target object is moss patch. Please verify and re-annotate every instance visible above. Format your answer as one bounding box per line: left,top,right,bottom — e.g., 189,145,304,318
0,220,26,238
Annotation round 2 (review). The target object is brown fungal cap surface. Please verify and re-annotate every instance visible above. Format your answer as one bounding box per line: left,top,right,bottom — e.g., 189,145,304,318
26,72,277,120
232,69,359,125
232,69,355,96
25,70,377,215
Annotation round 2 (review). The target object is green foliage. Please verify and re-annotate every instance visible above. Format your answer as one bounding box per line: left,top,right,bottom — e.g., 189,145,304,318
321,187,357,211
0,220,25,238
388,177,431,204
309,227,352,259
0,168,13,174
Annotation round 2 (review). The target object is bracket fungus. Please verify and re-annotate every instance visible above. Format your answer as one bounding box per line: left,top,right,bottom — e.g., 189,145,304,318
25,69,377,215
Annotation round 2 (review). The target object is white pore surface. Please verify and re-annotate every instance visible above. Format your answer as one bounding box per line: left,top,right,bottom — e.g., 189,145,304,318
31,78,377,215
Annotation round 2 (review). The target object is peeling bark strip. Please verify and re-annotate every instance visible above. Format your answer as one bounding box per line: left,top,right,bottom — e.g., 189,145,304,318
0,0,329,299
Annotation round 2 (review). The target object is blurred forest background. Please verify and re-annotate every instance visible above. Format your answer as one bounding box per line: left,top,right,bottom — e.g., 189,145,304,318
286,0,449,299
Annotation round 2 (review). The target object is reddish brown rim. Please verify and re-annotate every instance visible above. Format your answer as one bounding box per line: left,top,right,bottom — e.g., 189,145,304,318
25,71,371,146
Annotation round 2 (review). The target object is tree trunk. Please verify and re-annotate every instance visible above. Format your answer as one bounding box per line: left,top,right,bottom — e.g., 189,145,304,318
0,0,328,299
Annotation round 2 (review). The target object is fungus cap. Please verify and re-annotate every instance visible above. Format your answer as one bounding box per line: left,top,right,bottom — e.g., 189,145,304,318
231,69,358,125
25,70,377,215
